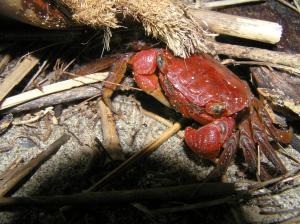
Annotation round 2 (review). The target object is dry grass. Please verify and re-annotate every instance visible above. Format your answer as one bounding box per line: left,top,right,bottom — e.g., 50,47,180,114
59,0,211,57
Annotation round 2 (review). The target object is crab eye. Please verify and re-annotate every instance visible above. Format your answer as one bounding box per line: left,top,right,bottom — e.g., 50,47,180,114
212,104,226,115
206,102,226,116
156,55,164,69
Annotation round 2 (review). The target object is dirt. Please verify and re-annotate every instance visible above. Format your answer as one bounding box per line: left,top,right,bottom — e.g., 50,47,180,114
0,1,300,223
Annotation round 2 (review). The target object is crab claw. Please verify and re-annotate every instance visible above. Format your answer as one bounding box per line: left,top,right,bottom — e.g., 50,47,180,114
185,117,235,160
130,49,170,107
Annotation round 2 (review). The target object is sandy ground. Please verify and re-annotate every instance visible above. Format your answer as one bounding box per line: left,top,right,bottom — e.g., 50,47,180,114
0,93,300,223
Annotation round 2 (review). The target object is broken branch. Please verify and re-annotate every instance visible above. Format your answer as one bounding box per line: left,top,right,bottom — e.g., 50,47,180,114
0,182,236,210
208,41,300,68
0,72,108,111
0,133,70,196
189,9,282,44
3,84,103,114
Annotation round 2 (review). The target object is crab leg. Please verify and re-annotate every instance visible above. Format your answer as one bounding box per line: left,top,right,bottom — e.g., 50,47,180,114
75,55,122,76
74,54,130,111
239,119,271,180
250,108,287,175
239,119,257,173
252,98,293,144
206,132,239,181
102,56,130,111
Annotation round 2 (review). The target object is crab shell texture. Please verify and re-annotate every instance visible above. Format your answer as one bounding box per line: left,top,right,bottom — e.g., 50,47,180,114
130,49,251,160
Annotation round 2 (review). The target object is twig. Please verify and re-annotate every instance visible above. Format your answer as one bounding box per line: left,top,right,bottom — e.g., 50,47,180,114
86,121,182,191
221,59,300,76
141,108,185,138
208,41,300,68
3,84,103,114
150,196,235,214
279,215,300,224
98,100,125,161
257,145,261,180
202,0,264,8
22,59,48,92
0,133,70,196
0,54,11,72
0,156,23,180
0,114,13,135
12,107,54,126
277,0,300,14
0,72,109,111
0,55,39,102
0,183,236,210
260,207,300,215
295,0,300,9
277,143,300,164
249,169,300,191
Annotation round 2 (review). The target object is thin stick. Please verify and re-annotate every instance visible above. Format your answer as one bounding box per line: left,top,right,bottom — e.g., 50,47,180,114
0,133,70,196
249,169,300,191
257,145,261,179
0,114,13,134
22,59,48,92
295,0,300,9
202,0,264,8
150,196,235,214
0,156,23,181
260,207,300,215
4,84,103,114
0,54,11,72
141,108,184,139
12,107,53,126
86,122,182,191
0,183,236,210
277,143,300,164
0,72,109,111
98,100,125,161
208,41,300,68
279,215,300,224
141,109,174,128
0,55,39,102
277,0,300,14
221,59,300,76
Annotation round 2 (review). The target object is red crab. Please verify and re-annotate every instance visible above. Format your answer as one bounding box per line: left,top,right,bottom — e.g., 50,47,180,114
78,48,293,180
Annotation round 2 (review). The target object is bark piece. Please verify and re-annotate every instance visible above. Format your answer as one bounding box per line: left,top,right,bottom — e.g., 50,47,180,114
0,55,39,102
251,66,300,118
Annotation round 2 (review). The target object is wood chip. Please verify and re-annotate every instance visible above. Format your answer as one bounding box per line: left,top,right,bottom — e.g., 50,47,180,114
0,55,39,102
